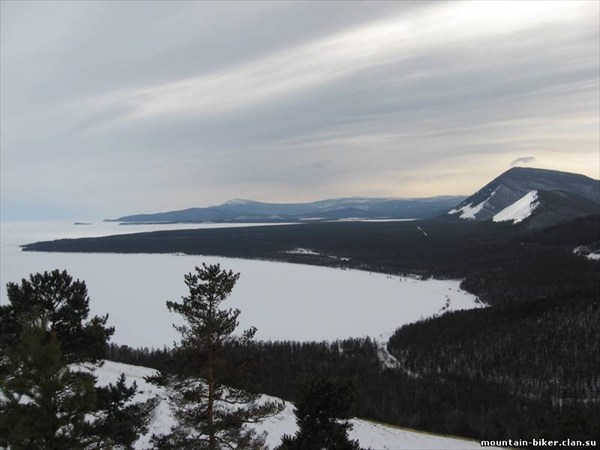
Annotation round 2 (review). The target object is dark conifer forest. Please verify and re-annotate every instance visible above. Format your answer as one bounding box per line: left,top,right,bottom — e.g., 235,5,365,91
23,215,600,443
107,283,600,442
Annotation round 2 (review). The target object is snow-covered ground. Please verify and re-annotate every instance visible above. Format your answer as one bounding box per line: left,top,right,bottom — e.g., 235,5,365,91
448,189,541,225
493,190,539,224
1,221,483,348
95,361,501,450
573,246,600,261
284,247,322,255
3,222,494,448
447,200,486,220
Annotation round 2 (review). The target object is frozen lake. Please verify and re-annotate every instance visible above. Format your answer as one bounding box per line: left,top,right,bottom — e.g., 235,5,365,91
1,221,482,348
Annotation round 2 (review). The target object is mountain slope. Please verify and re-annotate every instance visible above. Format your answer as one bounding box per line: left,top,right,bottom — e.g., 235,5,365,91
447,167,599,228
95,360,501,449
107,196,466,223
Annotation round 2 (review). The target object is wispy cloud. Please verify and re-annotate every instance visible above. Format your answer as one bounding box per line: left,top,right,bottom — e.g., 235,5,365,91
92,1,593,122
510,156,537,167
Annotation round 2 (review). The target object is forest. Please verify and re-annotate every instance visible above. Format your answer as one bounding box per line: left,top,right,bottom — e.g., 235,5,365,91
16,215,600,445
23,215,600,306
107,280,600,442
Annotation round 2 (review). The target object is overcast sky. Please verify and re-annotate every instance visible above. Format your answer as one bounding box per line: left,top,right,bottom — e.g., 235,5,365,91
1,1,599,219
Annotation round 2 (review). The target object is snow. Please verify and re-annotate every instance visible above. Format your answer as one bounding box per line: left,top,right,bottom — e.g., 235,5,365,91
223,198,255,205
284,248,351,261
447,200,486,220
94,361,501,450
492,190,539,224
284,248,321,255
573,246,600,261
447,188,500,220
334,218,416,222
2,221,493,448
0,220,294,243
1,221,483,347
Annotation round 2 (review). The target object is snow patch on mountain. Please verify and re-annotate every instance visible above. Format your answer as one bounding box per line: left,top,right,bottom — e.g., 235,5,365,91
222,198,256,206
573,246,600,261
447,187,498,220
447,200,486,220
94,361,501,449
493,190,539,224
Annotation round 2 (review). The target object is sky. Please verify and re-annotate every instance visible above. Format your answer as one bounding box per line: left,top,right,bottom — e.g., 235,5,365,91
1,0,599,220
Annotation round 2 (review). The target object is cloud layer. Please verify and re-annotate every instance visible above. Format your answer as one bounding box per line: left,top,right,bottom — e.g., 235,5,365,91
1,1,598,219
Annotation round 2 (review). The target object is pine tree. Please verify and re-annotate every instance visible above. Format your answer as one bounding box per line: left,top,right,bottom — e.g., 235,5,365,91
0,270,156,449
277,376,363,450
151,263,283,450
0,269,114,364
0,320,97,449
88,373,157,449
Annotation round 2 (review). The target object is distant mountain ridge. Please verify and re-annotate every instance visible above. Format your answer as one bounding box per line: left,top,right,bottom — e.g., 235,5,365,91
107,196,466,223
446,167,599,229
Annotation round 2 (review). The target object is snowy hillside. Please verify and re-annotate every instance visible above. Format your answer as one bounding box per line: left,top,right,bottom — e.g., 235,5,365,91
492,190,539,224
446,167,600,228
95,361,502,450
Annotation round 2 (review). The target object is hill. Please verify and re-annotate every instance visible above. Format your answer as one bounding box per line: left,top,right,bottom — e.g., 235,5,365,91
96,360,503,449
446,167,599,229
107,196,466,223
22,168,600,309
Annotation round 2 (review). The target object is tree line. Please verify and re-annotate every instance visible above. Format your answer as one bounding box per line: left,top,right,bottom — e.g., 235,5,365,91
23,216,600,309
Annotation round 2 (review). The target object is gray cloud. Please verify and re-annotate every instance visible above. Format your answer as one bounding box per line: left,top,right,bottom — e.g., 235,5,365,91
1,1,599,219
510,157,537,167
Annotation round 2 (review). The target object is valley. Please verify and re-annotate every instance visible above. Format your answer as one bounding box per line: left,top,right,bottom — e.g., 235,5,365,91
3,2,599,447
5,167,600,446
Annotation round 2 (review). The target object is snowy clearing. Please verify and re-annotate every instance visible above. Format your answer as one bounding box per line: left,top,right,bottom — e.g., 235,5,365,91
492,190,539,224
284,248,321,255
95,361,501,450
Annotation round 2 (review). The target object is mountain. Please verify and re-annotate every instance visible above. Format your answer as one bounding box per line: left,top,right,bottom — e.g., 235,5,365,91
106,196,466,223
446,167,599,228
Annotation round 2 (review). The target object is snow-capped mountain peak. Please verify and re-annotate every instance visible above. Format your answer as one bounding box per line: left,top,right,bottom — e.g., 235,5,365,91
222,198,257,206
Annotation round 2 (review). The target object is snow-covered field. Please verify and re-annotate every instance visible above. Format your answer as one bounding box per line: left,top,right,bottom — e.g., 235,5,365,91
96,361,501,450
1,221,482,348
2,221,493,448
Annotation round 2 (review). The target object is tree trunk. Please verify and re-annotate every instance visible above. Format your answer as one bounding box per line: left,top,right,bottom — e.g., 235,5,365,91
207,344,216,450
